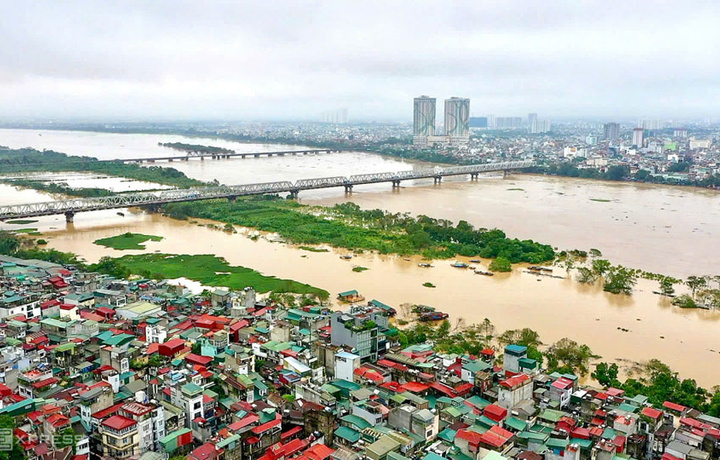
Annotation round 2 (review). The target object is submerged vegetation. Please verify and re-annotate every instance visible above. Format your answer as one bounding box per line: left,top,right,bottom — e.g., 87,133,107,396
4,178,117,198
92,253,328,297
94,232,163,250
0,231,327,298
162,196,555,263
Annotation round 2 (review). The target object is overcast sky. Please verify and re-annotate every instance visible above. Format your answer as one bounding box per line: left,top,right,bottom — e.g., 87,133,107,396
1,1,719,122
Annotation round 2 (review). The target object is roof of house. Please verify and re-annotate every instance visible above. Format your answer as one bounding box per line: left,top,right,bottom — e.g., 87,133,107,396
102,415,137,431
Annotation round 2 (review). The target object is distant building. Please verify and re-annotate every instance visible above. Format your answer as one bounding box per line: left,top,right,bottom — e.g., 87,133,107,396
495,117,524,129
444,97,470,143
469,117,488,128
673,128,688,138
632,128,645,148
530,119,551,134
640,119,662,130
527,113,538,127
413,96,436,145
603,122,620,141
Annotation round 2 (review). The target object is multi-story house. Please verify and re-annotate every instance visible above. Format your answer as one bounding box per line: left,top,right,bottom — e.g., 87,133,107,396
99,415,140,458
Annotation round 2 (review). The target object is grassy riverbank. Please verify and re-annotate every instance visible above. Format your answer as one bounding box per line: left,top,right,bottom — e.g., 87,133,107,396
94,232,163,250
162,196,555,263
0,147,207,189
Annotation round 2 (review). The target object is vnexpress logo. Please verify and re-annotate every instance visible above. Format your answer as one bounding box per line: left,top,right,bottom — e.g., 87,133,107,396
0,428,12,451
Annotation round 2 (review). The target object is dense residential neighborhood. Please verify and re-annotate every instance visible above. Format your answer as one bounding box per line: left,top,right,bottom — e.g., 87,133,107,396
0,254,719,460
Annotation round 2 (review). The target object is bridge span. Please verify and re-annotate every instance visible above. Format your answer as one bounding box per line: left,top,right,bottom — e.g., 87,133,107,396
108,148,352,164
0,161,532,222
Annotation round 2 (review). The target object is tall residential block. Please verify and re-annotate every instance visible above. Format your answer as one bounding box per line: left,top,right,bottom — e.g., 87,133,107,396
444,97,470,142
603,122,620,141
632,128,645,148
413,96,436,140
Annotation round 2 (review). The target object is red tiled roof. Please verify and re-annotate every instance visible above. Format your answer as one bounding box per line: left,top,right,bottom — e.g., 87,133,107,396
281,426,303,441
31,377,58,390
102,415,137,431
224,411,256,431
663,401,687,412
551,377,574,390
92,402,124,420
479,425,513,448
641,406,663,420
483,404,508,422
456,428,483,445
302,443,335,460
430,382,456,398
500,373,531,389
251,416,281,435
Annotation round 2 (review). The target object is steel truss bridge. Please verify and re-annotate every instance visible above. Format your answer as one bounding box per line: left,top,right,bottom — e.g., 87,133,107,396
0,161,532,222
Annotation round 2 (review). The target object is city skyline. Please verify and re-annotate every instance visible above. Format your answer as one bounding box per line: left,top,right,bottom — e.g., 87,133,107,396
1,1,720,121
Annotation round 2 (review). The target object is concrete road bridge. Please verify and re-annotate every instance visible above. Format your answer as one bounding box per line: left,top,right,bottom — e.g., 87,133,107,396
108,148,354,163
0,161,533,222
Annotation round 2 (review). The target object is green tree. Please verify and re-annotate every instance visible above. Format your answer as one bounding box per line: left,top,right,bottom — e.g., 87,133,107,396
546,338,594,376
603,266,638,295
0,232,20,255
685,276,707,299
592,259,612,277
489,257,512,272
55,427,77,454
0,415,25,460
577,267,598,284
592,362,621,387
659,277,676,296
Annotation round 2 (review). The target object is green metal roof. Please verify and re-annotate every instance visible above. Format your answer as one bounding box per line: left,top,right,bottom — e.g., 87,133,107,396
335,426,361,443
340,414,371,430
505,416,528,431
437,428,457,443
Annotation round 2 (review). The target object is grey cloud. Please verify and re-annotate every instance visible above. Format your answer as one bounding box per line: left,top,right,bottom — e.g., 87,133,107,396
0,0,719,120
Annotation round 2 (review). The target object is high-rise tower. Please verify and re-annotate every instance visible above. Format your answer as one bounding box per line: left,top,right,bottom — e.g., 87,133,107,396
444,97,470,142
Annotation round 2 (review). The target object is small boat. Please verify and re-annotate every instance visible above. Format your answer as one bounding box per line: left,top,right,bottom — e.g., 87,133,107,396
413,304,435,313
529,266,553,273
403,257,411,261
474,269,494,276
451,262,469,269
340,255,352,260
419,311,449,322
469,259,481,263
418,263,433,268
117,212,125,217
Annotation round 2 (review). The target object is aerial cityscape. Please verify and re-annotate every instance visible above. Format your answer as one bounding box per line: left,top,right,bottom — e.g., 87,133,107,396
0,3,719,460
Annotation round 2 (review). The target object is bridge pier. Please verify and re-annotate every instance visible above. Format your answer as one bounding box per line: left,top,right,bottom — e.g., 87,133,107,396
64,211,75,223
288,190,299,199
392,180,401,188
254,154,260,158
344,185,353,193
433,176,442,184
470,173,478,180
503,170,508,178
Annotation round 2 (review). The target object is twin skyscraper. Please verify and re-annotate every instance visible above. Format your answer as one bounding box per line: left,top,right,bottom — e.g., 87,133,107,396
413,96,470,146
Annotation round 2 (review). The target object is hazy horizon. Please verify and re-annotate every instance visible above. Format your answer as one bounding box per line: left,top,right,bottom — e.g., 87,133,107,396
2,1,719,121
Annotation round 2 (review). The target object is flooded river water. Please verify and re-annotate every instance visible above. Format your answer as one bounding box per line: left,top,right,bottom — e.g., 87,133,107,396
1,129,720,385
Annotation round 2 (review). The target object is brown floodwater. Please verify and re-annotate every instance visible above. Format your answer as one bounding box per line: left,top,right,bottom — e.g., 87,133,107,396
17,208,720,388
